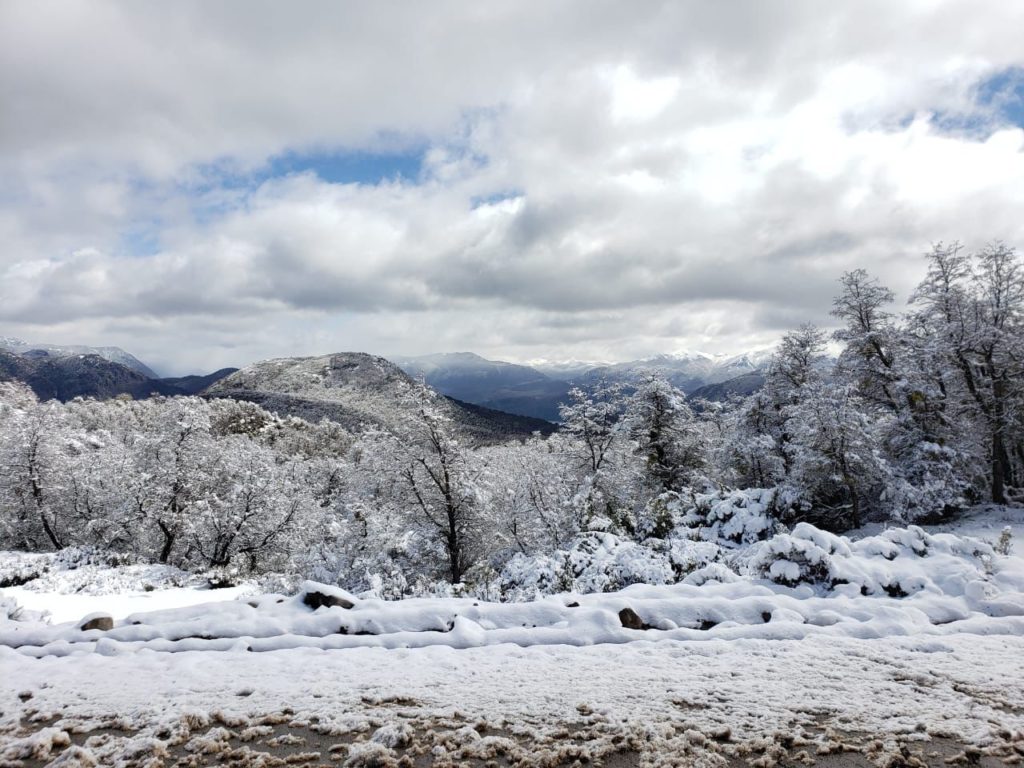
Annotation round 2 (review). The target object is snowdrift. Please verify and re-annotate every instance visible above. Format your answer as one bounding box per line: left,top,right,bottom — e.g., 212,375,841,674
2,522,1022,659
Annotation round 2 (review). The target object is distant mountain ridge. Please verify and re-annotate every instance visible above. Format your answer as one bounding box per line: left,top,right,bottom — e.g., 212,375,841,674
688,371,767,404
393,348,776,420
575,349,775,393
0,331,777,431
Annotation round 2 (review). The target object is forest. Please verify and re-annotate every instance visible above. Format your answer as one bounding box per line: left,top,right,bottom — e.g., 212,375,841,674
1,243,1021,599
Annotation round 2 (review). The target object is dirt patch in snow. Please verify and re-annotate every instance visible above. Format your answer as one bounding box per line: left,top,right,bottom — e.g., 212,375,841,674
4,708,1023,768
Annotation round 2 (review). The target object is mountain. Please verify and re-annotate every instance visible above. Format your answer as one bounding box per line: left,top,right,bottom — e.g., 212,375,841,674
529,358,610,380
0,349,238,403
688,371,767,404
392,352,571,422
159,368,239,395
0,349,183,401
205,352,556,442
576,349,775,393
0,336,159,378
391,348,778,420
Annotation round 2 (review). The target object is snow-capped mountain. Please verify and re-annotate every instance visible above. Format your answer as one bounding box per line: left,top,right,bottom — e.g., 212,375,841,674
529,358,613,380
0,336,159,379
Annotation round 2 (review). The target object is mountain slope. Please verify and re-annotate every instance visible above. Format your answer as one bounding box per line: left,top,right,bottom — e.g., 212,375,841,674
206,352,556,442
159,368,239,395
0,336,159,378
0,350,182,401
0,350,239,402
688,371,767,404
393,352,571,422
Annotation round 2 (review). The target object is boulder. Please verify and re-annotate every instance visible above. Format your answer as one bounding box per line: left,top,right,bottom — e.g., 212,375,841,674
618,607,649,630
80,613,114,632
299,581,356,610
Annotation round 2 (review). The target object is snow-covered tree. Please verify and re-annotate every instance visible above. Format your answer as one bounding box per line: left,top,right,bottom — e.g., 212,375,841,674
358,385,489,584
625,372,704,493
783,381,886,530
910,242,1024,504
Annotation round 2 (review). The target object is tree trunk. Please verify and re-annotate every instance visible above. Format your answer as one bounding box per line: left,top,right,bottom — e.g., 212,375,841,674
445,500,463,583
991,377,1010,504
157,520,176,564
30,470,62,550
992,430,1009,505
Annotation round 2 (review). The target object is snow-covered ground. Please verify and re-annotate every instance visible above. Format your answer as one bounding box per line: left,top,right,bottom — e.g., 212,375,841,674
3,634,1023,766
1,509,1022,766
2,584,253,626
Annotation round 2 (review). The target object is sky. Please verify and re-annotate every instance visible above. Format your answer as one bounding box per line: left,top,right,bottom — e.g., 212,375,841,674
2,1,1024,376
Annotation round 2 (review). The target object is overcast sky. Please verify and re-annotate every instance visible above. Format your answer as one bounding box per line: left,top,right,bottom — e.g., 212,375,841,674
2,1,1024,375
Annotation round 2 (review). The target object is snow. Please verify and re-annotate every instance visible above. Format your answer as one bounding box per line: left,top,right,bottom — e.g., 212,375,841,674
1,514,1022,765
1,521,1022,657
2,634,1023,765
2,584,251,624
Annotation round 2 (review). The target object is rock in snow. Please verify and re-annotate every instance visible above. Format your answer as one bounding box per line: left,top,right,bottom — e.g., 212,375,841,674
78,613,114,632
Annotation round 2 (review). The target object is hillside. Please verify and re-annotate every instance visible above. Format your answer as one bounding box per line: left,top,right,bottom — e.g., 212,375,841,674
206,352,556,441
393,352,571,421
0,349,182,401
688,371,767,403
0,336,159,378
159,367,239,395
0,349,237,402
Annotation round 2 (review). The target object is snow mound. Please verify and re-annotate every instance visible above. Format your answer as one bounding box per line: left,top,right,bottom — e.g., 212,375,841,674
2,522,1022,658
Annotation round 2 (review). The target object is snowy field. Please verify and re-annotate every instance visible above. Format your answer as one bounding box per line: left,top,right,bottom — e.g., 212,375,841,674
2,510,1023,767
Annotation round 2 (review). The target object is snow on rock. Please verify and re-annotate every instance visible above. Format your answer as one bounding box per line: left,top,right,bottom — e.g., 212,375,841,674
298,581,357,610
77,613,113,632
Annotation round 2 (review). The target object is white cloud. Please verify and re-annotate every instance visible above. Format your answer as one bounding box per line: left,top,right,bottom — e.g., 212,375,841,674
608,66,680,123
1,1,1024,374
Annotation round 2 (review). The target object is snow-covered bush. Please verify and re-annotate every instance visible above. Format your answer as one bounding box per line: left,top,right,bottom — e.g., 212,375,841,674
683,488,779,544
0,591,47,622
749,523,847,588
51,546,137,570
1,591,24,621
747,521,1001,602
498,531,677,599
0,552,48,588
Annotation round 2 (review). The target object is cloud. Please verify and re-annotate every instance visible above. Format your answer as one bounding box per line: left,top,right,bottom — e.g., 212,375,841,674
1,1,1024,374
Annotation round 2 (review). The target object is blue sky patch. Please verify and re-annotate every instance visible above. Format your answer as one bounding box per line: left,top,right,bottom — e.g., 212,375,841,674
471,190,523,209
928,67,1024,139
261,147,426,186
975,67,1024,128
118,219,163,257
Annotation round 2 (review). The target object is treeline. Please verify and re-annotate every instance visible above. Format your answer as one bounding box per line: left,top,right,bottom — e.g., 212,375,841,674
0,242,1020,593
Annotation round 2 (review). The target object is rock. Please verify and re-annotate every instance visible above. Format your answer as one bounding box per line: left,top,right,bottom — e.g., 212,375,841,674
618,607,649,630
302,590,354,610
80,614,114,632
